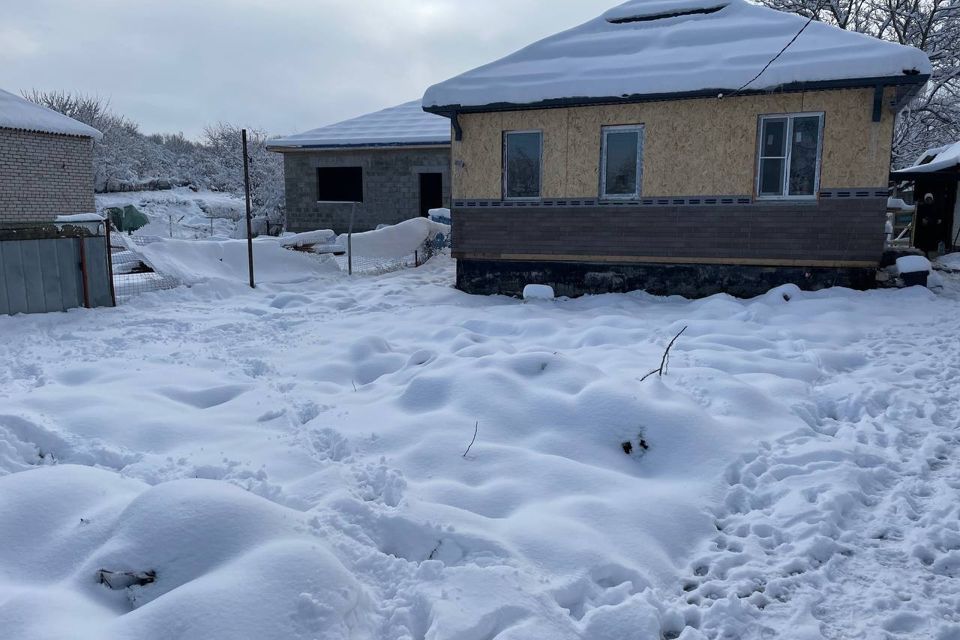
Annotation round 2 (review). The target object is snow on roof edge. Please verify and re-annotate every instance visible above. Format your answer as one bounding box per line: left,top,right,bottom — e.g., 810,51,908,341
266,101,451,150
0,89,103,140
894,141,960,174
422,0,931,112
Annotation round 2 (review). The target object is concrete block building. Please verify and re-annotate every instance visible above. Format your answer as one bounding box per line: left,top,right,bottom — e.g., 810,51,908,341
0,88,101,225
267,101,451,234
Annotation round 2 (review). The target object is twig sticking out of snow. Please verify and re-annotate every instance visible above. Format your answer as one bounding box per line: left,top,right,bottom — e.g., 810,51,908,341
463,422,479,458
641,326,688,381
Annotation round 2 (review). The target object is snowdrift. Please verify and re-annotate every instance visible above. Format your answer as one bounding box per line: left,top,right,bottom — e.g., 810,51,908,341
135,237,339,285
1,258,958,639
0,465,371,640
337,217,450,260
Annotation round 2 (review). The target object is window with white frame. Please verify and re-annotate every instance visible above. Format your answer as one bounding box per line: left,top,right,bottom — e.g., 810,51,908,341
601,125,644,199
503,130,542,199
757,113,824,198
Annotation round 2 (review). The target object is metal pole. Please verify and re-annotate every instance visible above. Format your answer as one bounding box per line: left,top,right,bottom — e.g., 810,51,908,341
242,129,255,288
348,202,355,276
105,220,117,307
78,234,91,309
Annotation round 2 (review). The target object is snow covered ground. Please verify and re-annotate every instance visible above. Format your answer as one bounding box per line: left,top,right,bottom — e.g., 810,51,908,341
1,258,959,640
96,188,245,239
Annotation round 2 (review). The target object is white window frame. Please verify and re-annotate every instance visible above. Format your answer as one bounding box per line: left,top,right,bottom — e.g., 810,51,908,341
502,129,543,201
600,124,645,200
756,112,824,201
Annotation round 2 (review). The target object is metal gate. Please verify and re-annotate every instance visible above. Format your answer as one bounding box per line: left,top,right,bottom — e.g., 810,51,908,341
0,223,114,315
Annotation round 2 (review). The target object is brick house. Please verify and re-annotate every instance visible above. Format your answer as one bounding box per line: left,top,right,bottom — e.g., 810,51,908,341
0,88,101,225
267,101,451,234
423,0,931,298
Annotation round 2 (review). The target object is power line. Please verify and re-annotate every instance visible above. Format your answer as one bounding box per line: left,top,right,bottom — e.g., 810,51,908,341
728,1,826,97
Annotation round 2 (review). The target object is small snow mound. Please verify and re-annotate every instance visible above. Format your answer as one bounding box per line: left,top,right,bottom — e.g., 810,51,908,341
279,229,338,248
936,253,960,271
523,284,555,301
759,283,803,303
896,255,932,274
428,208,452,224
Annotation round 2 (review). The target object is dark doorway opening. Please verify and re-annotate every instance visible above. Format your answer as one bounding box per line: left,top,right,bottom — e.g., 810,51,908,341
419,173,443,218
914,175,958,253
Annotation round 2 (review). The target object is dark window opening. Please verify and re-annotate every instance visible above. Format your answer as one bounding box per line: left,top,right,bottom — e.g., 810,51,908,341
504,131,542,200
607,4,728,24
419,173,444,217
317,167,363,202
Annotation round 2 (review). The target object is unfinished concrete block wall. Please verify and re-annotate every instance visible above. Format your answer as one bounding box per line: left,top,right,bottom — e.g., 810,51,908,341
281,146,451,233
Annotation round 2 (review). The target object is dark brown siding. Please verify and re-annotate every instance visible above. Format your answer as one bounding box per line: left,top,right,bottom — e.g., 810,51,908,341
452,198,887,266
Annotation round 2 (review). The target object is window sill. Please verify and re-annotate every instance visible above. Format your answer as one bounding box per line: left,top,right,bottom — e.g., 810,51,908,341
600,195,642,202
755,196,818,203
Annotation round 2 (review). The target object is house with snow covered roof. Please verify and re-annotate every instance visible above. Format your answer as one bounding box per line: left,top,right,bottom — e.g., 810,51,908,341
267,101,451,234
422,0,931,298
892,142,960,254
0,88,102,225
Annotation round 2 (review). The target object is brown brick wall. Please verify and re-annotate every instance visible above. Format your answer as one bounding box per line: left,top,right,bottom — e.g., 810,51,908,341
452,198,887,266
0,128,96,224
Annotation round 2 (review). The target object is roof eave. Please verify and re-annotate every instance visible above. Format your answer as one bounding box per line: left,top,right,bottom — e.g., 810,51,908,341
892,165,960,178
424,73,931,116
0,124,103,141
266,140,451,153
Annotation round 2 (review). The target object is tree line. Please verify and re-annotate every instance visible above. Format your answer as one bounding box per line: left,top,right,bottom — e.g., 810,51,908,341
758,0,959,166
23,90,284,229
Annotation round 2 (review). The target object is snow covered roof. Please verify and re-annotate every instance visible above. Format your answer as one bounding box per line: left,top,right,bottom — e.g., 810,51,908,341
423,0,931,112
266,101,451,150
895,141,960,174
0,88,102,139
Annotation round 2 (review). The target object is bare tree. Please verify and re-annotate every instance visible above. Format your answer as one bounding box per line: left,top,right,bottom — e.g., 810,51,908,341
202,123,285,232
757,0,960,166
24,90,286,232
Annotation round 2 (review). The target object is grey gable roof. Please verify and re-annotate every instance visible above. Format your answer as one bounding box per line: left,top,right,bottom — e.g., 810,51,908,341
267,101,451,150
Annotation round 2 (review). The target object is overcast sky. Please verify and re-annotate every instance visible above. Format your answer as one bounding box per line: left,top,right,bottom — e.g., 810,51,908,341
1,0,616,139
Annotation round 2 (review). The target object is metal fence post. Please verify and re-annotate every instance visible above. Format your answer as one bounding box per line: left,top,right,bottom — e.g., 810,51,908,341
105,220,117,307
348,202,355,276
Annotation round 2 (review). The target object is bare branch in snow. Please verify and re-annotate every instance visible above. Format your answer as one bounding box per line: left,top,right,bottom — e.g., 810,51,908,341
641,326,689,382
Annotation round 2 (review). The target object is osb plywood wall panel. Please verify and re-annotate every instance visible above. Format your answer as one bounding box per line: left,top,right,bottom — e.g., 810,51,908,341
452,88,893,199
803,87,895,189
453,112,503,199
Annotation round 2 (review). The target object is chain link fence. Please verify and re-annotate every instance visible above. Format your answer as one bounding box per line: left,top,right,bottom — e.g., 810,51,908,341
332,228,451,275
111,235,180,302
